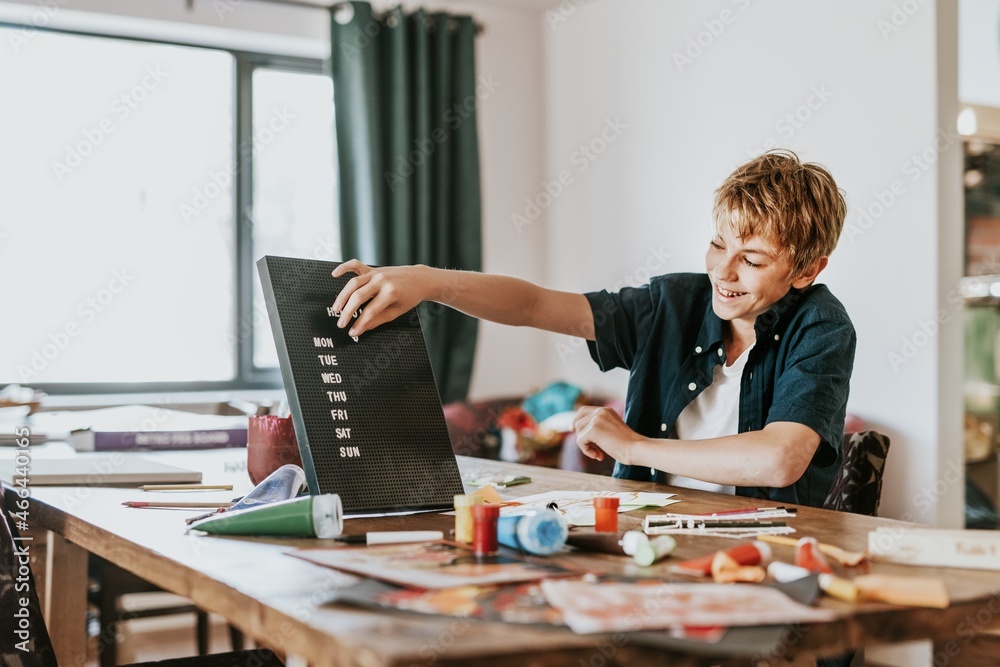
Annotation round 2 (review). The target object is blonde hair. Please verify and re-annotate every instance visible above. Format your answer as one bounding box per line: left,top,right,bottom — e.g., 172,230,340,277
713,150,846,277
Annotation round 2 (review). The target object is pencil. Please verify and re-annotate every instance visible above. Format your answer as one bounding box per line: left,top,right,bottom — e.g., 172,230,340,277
123,501,235,509
139,484,234,491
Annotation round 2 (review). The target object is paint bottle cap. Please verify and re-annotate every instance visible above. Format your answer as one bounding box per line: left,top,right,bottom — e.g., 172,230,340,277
767,560,812,583
633,535,677,567
312,494,344,538
621,530,649,556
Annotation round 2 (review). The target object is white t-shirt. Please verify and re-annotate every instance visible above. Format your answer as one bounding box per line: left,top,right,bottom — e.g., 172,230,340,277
667,344,754,495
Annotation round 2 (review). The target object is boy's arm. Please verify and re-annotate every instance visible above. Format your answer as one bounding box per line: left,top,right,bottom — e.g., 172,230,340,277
574,407,819,488
331,260,595,340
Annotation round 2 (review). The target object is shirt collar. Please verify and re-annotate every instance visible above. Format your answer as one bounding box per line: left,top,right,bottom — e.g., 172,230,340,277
694,286,808,356
754,286,807,339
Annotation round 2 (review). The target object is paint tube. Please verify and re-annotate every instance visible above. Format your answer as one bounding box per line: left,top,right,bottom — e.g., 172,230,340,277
670,541,772,577
231,463,307,511
189,493,343,538
497,510,568,556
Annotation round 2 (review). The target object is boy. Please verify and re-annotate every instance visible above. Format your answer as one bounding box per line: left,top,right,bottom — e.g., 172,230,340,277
331,150,855,508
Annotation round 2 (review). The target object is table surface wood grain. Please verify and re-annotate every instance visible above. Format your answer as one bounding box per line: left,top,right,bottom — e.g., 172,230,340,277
10,448,1000,666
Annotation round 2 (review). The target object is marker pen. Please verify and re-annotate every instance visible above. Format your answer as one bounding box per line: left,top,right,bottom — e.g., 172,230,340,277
335,531,444,545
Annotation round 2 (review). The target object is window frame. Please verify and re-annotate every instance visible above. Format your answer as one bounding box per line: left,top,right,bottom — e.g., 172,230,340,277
2,21,330,395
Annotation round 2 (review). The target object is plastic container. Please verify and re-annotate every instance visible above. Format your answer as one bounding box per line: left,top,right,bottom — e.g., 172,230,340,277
497,510,568,556
471,504,500,555
453,494,481,544
593,496,620,533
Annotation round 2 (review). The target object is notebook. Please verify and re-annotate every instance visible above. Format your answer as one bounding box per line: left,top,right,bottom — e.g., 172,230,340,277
257,256,465,515
0,455,202,486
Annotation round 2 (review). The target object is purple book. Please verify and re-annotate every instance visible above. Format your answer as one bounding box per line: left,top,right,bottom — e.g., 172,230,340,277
60,405,249,452
71,428,248,451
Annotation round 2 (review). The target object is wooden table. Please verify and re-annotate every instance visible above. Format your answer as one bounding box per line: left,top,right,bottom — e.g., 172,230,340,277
10,449,1000,666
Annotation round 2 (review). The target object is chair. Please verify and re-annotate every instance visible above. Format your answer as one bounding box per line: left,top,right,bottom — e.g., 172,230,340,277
823,430,891,516
90,557,246,666
0,487,283,667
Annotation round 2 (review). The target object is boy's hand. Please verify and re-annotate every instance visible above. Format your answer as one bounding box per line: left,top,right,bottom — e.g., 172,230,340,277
573,406,642,466
331,260,434,337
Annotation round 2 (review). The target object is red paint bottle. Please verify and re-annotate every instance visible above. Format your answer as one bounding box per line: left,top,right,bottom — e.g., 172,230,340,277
471,504,500,555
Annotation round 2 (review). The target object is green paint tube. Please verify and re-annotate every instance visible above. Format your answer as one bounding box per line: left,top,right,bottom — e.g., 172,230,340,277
189,493,343,538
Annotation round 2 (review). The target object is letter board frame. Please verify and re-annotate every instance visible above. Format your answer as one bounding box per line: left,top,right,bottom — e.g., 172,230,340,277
257,256,464,515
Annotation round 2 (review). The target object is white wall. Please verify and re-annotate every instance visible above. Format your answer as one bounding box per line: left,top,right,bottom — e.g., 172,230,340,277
960,0,1000,106
433,3,552,400
543,0,964,529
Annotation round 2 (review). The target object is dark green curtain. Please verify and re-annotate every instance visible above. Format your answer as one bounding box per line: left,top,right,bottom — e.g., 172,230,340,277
330,2,482,404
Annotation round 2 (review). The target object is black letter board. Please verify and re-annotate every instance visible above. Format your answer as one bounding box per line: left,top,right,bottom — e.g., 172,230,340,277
257,256,464,515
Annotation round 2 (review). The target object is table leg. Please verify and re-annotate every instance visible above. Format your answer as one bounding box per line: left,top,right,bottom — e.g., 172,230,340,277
44,531,88,667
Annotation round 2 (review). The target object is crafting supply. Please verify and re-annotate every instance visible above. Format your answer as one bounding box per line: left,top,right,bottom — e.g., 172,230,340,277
189,494,343,538
710,551,765,583
757,534,867,567
123,501,234,509
184,508,228,525
593,496,620,533
767,561,812,583
471,503,500,555
632,535,677,567
335,531,443,545
621,530,649,556
140,484,234,491
229,463,307,512
648,508,796,527
853,574,950,609
817,573,859,603
565,532,630,555
497,510,568,556
698,506,795,518
795,537,834,574
644,511,795,538
670,541,772,577
453,494,481,544
868,527,1000,572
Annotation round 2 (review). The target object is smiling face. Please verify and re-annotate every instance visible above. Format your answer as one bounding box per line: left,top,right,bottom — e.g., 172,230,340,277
706,224,823,335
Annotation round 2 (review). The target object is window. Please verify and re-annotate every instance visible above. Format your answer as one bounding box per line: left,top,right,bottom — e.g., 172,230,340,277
251,68,338,369
0,26,337,392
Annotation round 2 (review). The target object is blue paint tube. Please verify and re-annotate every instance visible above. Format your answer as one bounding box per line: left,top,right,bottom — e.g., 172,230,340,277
497,510,568,556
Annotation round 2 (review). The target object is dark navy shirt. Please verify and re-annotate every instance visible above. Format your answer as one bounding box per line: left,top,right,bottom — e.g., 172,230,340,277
584,273,856,508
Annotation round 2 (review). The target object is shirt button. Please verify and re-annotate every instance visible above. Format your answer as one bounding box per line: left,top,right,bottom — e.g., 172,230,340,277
717,348,723,357
660,423,667,432
695,346,702,353
774,334,780,341
688,382,697,391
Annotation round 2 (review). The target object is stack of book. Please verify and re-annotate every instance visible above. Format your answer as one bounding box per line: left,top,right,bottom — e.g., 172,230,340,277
30,405,249,452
